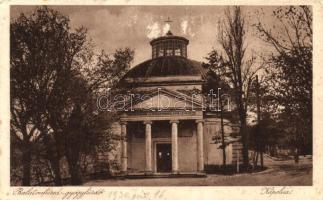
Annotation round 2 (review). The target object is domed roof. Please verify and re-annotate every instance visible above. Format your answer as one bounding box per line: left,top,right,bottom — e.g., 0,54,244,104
124,56,207,79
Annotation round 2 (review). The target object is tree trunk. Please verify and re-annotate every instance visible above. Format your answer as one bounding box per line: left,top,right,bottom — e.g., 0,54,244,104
269,146,274,157
67,161,83,185
255,75,263,169
294,147,299,164
255,151,259,167
241,119,249,166
252,151,256,168
236,93,249,167
66,152,83,185
294,129,300,164
49,156,62,186
65,105,84,185
260,151,264,168
22,145,32,186
43,134,63,186
220,95,226,168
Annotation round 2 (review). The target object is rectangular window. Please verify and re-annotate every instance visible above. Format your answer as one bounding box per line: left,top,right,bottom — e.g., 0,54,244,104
152,46,157,58
183,46,187,57
158,49,164,57
175,48,181,56
174,41,181,56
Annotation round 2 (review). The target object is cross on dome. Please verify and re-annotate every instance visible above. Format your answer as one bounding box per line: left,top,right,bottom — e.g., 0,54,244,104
164,17,173,36
165,17,173,24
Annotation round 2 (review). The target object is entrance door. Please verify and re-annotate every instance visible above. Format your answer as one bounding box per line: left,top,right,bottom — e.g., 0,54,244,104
156,143,172,172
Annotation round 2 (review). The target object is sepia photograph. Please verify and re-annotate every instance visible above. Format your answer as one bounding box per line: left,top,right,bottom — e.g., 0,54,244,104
8,4,313,188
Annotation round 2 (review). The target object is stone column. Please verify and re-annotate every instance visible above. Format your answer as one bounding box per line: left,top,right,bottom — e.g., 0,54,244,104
144,121,153,173
196,119,204,172
170,120,179,174
120,121,127,173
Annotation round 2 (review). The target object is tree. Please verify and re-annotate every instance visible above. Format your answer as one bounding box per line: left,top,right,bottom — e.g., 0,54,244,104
11,6,135,185
206,6,260,166
255,6,312,162
10,6,86,185
203,54,233,168
57,48,134,185
249,114,269,167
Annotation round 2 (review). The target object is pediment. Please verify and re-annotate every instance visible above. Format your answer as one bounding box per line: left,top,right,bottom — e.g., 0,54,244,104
125,88,203,111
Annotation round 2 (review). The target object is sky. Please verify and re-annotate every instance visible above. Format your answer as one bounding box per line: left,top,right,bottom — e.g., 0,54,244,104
11,5,279,66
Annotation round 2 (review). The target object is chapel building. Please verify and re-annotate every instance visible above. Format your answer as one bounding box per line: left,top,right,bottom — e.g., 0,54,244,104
112,30,241,176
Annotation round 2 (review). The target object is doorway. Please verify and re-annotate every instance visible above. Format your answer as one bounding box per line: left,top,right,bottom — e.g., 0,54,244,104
156,143,172,172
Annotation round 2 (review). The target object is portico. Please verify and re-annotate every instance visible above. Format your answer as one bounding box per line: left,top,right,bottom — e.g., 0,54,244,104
119,117,204,175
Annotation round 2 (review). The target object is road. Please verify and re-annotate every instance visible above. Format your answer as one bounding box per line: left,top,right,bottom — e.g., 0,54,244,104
84,155,312,186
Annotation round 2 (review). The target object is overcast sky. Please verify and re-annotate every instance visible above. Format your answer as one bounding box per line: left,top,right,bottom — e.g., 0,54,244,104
11,5,279,66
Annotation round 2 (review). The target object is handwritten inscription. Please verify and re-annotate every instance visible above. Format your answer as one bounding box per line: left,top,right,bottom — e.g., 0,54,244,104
12,187,166,200
260,186,293,197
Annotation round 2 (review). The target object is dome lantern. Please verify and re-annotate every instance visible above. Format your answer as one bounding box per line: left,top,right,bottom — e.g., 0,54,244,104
150,20,189,59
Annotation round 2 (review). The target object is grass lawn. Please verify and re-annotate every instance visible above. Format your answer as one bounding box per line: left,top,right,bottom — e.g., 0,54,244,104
84,155,312,186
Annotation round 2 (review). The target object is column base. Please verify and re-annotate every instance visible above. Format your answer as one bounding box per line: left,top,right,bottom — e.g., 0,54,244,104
120,171,128,176
171,170,180,175
144,171,153,175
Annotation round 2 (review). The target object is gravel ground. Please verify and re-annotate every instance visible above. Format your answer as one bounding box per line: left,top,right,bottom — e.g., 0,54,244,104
84,156,312,186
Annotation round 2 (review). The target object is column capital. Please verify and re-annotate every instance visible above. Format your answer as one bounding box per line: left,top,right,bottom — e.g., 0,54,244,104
120,121,127,125
196,119,204,124
143,120,153,125
169,120,179,124
120,135,126,140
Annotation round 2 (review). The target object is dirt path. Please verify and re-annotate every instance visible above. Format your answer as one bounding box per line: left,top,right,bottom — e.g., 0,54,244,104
84,156,312,186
